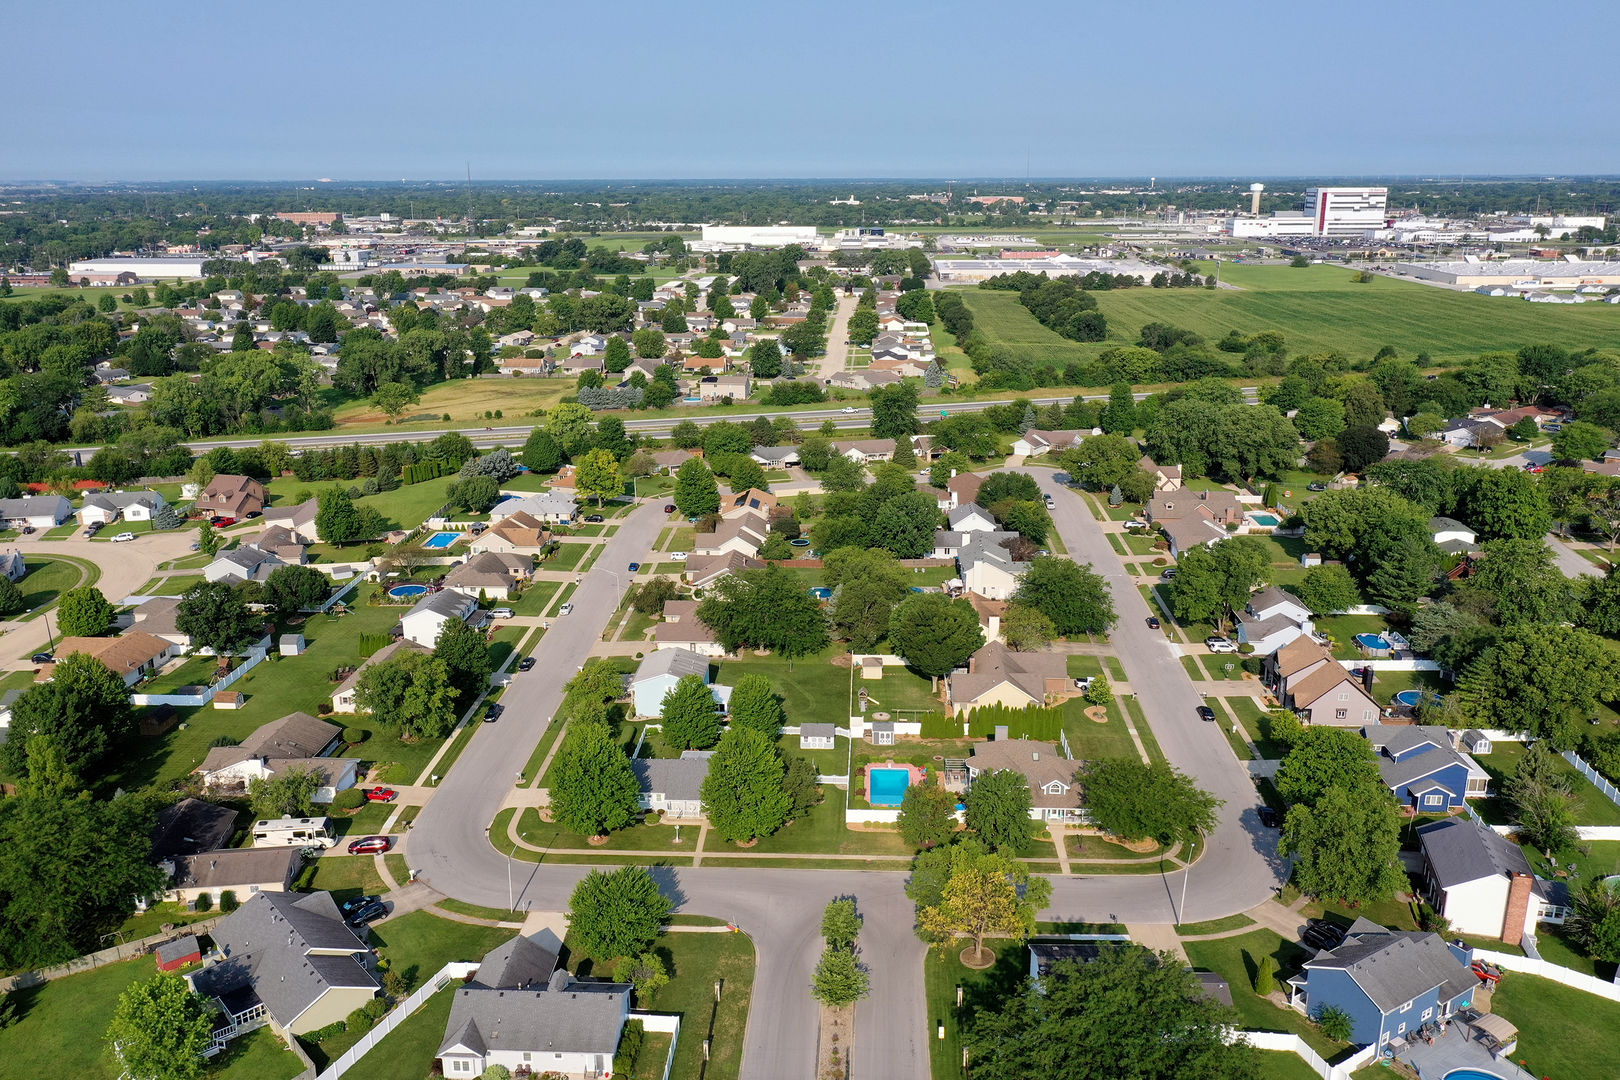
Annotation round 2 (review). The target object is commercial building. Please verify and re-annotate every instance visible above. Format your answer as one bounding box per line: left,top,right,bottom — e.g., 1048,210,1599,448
1229,186,1389,238
1396,259,1620,290
931,254,1158,284
67,257,210,279
696,225,819,250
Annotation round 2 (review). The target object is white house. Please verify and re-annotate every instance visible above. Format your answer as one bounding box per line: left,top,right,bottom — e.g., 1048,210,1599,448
957,534,1029,600
630,647,730,717
204,547,286,584
1417,817,1568,947
441,552,533,601
829,438,896,463
76,490,167,525
1234,586,1315,655
488,491,577,525
399,590,481,648
1009,429,1083,458
0,495,72,529
632,752,713,819
1430,516,1479,556
193,712,358,803
332,640,431,713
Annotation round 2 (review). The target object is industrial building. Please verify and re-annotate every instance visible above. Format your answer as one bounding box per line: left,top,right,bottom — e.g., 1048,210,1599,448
931,254,1159,284
1230,186,1389,238
67,256,209,280
693,225,819,250
1396,258,1620,290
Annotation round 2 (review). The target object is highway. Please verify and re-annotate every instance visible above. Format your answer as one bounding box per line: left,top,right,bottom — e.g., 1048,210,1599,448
405,470,1284,1079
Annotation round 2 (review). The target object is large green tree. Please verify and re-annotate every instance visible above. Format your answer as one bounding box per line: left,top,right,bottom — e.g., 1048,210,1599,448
966,947,1256,1080
673,457,720,518
696,564,829,657
1462,537,1576,626
899,774,961,850
1168,538,1270,628
1081,758,1220,846
659,674,722,750
1273,727,1383,806
265,565,330,613
175,581,259,654
1457,624,1620,747
1295,563,1359,616
869,490,940,558
914,842,1051,964
315,486,385,545
889,593,985,680
550,721,642,838
0,652,133,781
725,673,785,735
56,585,114,637
700,727,792,843
824,547,911,650
106,971,215,1080
1280,785,1407,906
1013,557,1116,636
566,867,671,961
963,768,1038,852
869,382,921,440
354,649,459,738
1452,466,1552,541
248,763,321,819
521,427,564,473
434,617,493,700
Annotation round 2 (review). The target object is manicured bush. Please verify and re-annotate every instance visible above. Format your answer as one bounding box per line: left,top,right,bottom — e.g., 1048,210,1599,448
343,726,367,745
964,703,1063,741
1241,657,1263,675
918,712,959,740
220,890,238,912
194,892,212,912
332,788,367,811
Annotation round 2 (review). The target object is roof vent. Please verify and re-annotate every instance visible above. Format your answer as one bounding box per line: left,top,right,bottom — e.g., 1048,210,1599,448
1032,752,1040,761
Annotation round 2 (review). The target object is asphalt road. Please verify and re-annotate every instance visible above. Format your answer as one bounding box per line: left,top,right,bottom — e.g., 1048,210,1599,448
408,475,1285,1079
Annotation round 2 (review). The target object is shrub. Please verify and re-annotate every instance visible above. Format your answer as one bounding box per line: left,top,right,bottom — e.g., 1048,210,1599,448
220,890,238,912
342,726,367,745
918,712,959,740
194,892,212,912
963,703,1063,741
308,1020,348,1043
1237,643,1254,655
613,1020,646,1077
1241,657,1263,675
332,788,367,811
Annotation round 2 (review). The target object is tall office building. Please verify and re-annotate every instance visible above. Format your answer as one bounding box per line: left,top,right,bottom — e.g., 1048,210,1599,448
1306,187,1389,236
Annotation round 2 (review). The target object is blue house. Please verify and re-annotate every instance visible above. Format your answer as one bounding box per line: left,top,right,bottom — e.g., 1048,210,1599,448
1361,725,1490,813
1285,920,1479,1048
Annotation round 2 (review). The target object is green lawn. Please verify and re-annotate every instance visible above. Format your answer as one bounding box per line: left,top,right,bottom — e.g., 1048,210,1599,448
1471,740,1620,827
1061,697,1145,761
1182,930,1349,1059
512,579,561,615
366,910,516,985
262,474,457,533
1493,970,1620,1080
546,542,591,571
924,941,1026,1080
339,983,457,1080
1227,696,1291,759
1066,655,1104,679
1314,614,1389,660
1175,913,1257,935
302,854,387,906
726,797,915,857
17,556,88,616
713,647,943,727
1201,655,1245,681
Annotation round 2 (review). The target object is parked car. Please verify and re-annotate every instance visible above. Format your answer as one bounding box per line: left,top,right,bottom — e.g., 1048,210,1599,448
491,607,515,619
212,516,236,527
1258,807,1280,829
1160,568,1178,579
627,562,640,573
1043,494,1056,509
663,504,677,513
1146,615,1160,629
244,510,261,519
82,526,98,537
1301,920,1346,951
584,514,605,523
363,786,397,803
517,656,537,672
348,900,388,925
1206,638,1238,654
1196,705,1216,722
559,602,574,616
189,541,201,551
669,551,689,561
112,532,136,542
484,702,504,722
30,653,53,664
346,835,391,855
339,894,381,917
20,526,33,535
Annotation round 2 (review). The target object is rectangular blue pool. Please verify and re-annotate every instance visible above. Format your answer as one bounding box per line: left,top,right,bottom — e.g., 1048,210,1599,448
423,532,459,548
1250,513,1281,526
869,767,912,807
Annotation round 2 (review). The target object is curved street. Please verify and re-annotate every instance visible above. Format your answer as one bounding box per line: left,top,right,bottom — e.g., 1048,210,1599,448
406,470,1286,1080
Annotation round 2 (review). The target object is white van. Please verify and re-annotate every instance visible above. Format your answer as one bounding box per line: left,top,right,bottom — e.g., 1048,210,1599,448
251,816,337,848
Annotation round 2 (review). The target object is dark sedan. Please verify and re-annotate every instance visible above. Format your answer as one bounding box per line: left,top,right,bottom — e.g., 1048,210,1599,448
348,900,388,926
1196,705,1216,722
1258,807,1280,829
340,893,381,917
518,656,537,672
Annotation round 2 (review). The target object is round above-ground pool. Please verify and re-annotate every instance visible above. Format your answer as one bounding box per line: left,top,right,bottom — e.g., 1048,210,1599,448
1395,690,1425,707
808,586,833,600
422,531,460,549
388,584,429,599
868,766,913,807
1355,633,1393,650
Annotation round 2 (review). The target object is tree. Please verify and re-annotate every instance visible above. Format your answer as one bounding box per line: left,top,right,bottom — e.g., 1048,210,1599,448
1294,396,1345,441
889,593,985,680
1059,435,1139,490
151,502,184,531
660,674,721,750
810,944,870,1007
1101,382,1136,434
847,307,879,344
915,843,1052,964
371,381,420,420
1280,786,1406,905
1273,728,1383,806
1255,954,1276,996
1553,420,1613,461
603,335,632,373
0,652,134,781
521,428,564,474
701,727,792,843
550,721,642,838
825,549,911,648
718,674,780,736
1014,557,1117,636
869,490,939,558
1467,536,1576,626
1314,1004,1355,1044
1510,415,1541,441
1457,625,1620,747
248,763,322,819
869,382,921,440
1081,758,1220,845
964,768,1038,852
316,486,384,545
57,585,114,637
1295,563,1359,616
820,897,863,949
355,649,459,738
106,971,214,1080
748,337,783,378
0,793,167,969
435,617,493,700
1504,741,1579,854
453,475,501,514
1336,426,1390,473
726,457,768,494
1000,603,1055,652
1085,674,1114,706
633,327,667,359
1169,538,1271,628
265,565,330,613
567,867,671,960
898,774,959,849
696,564,829,658
1454,466,1551,542
1366,535,1438,613
176,581,259,654
673,457,720,518
1565,877,1620,964
197,519,220,558
966,946,1254,1080
573,447,623,507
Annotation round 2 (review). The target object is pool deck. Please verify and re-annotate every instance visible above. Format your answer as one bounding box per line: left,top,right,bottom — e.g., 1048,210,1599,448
1388,1019,1534,1080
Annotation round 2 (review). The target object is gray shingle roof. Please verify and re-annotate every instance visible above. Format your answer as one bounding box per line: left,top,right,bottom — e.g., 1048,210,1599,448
470,934,559,990
156,935,200,965
1304,927,1476,1014
406,589,479,621
150,798,239,860
439,945,628,1059
632,647,709,684
199,712,340,773
1418,817,1533,889
0,495,71,520
632,753,712,801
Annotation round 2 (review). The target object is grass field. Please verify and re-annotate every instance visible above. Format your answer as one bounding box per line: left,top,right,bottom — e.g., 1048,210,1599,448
260,474,456,534
1182,930,1349,1059
1493,970,1620,1080
16,556,89,618
953,263,1620,374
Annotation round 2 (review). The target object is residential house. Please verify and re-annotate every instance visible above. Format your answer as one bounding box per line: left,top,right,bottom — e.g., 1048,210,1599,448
933,527,1016,560
698,374,750,401
721,488,777,519
1284,920,1479,1049
828,369,901,392
946,503,997,533
0,495,72,529
107,383,156,405
966,736,1083,822
497,355,549,376
467,511,549,556
489,491,577,525
1438,416,1505,449
1417,817,1568,946
937,471,984,511
1265,637,1380,726
654,599,725,660
131,596,190,647
1430,516,1480,557
165,847,301,905
830,439,899,464
204,546,286,584
333,640,432,713
194,712,357,802
800,723,836,750
633,751,714,819
259,498,320,543
1146,489,1242,558
496,329,534,349
1362,725,1491,812
949,640,1068,710
966,592,1008,643
570,334,609,356
559,354,605,378
76,490,167,525
652,449,699,472
867,357,931,378
150,798,239,863
750,446,801,468
1009,429,1083,458
957,533,1029,600
246,525,308,564
0,549,23,582
1235,586,1316,655
436,937,628,1080
692,511,769,558
188,891,379,1039
196,475,268,519
679,552,763,592
630,646,730,717
399,590,481,647
442,551,533,601
51,631,178,686
1139,455,1182,491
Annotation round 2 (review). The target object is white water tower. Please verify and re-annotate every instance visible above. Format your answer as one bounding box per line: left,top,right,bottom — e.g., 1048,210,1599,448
1250,183,1265,215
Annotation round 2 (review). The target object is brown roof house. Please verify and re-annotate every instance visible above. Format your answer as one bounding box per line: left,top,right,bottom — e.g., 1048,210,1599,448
467,511,549,556
1265,637,1381,727
51,631,179,687
246,525,308,564
967,737,1083,823
949,641,1068,710
1139,455,1182,492
194,475,268,519
693,511,769,558
259,497,320,543
830,438,897,463
653,600,725,657
681,551,764,589
442,551,533,600
194,712,358,801
1145,489,1243,558
936,470,985,512
721,488,778,519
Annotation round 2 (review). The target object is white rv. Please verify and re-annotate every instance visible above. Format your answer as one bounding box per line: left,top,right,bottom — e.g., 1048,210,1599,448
251,816,336,848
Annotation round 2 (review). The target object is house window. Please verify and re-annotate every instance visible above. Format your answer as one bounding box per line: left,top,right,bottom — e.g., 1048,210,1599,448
523,1054,531,1062
1335,709,1348,719
1363,710,1374,720
1397,1022,1407,1036
1423,794,1444,806
1421,1008,1433,1022
1400,1000,1413,1013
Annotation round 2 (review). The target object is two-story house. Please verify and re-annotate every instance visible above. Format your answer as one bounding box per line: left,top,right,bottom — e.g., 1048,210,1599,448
966,735,1083,823
933,503,1003,558
195,475,268,520
1235,586,1316,655
1362,725,1492,812
692,511,769,558
1417,817,1569,946
1266,637,1381,727
956,534,1029,600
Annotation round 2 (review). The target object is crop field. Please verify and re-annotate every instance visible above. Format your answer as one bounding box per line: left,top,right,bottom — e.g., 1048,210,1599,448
955,263,1620,372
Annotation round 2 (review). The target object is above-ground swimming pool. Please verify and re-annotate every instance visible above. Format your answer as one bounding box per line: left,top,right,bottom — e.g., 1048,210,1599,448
1355,633,1393,650
1250,513,1281,526
422,532,460,549
388,584,428,599
1395,690,1425,707
808,586,833,600
868,767,913,807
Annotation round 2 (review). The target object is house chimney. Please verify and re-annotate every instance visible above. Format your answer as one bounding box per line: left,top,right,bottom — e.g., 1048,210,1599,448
1502,872,1534,947
994,725,1009,741
1362,666,1374,694
1032,751,1040,761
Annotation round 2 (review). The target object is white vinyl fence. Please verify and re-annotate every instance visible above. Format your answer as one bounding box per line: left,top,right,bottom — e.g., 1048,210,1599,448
629,1011,681,1080
132,647,268,707
325,962,479,1078
1240,1032,1378,1080
1471,948,1620,999
1563,749,1620,811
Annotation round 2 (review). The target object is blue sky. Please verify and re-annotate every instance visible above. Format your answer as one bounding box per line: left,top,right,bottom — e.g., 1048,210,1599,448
6,0,1618,181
